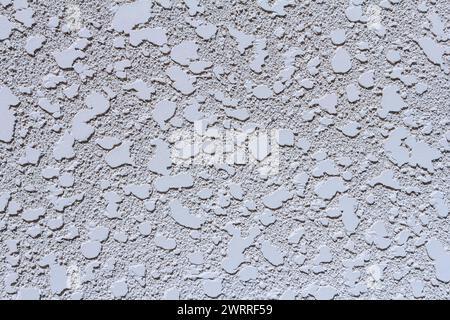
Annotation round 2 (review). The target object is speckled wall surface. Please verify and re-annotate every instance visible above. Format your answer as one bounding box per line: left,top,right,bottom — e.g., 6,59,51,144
0,0,449,300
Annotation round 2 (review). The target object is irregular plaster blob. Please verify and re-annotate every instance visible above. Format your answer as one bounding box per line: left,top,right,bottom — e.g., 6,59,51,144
358,70,375,89
0,86,20,143
228,26,254,54
299,79,314,90
63,84,79,99
188,252,204,265
339,195,359,233
222,225,260,274
123,184,152,200
386,50,401,65
229,183,244,200
154,173,194,192
0,192,11,212
14,7,34,27
114,59,132,78
383,127,410,166
189,60,213,74
49,265,68,295
259,211,276,226
312,159,339,178
170,41,198,66
195,23,217,40
426,239,450,283
331,47,352,74
53,45,86,69
72,62,94,80
111,279,128,298
105,141,134,168
163,287,180,300
89,226,110,242
128,264,146,286
50,193,84,212
346,84,360,103
345,5,362,22
16,288,40,300
22,207,45,222
154,234,176,250
113,231,128,244
85,91,110,116
183,102,204,122
81,240,102,259
152,99,177,129
340,121,361,137
417,37,445,66
276,129,294,146
203,279,222,298
197,188,213,200
112,0,152,33
104,192,122,219
25,35,45,55
410,279,425,298
47,216,64,230
314,177,347,200
261,240,284,266
41,167,59,179
315,93,338,114
262,187,292,209
114,232,129,244
53,132,75,161
307,56,321,75
238,266,258,281
37,98,61,117
365,221,391,250
330,29,346,45
407,137,441,173
71,118,95,143
225,108,250,121
0,15,13,41
429,13,448,40
42,74,66,89
252,85,273,99
257,0,295,17
18,145,42,165
169,199,204,229
138,220,152,235
147,138,172,175
313,246,333,265
129,27,167,46
288,227,304,244
96,137,121,150
379,85,406,118
184,0,204,16
430,191,448,218
415,82,428,95
166,66,196,95
368,170,401,190
250,39,268,73
123,79,155,101
311,286,338,300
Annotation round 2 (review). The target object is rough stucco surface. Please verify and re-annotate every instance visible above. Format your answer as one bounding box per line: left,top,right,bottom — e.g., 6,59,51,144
0,0,449,300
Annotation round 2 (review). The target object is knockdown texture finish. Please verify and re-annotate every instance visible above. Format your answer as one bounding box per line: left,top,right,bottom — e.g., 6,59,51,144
0,0,449,300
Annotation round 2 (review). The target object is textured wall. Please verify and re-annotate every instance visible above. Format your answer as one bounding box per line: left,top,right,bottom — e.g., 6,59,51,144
0,0,449,300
